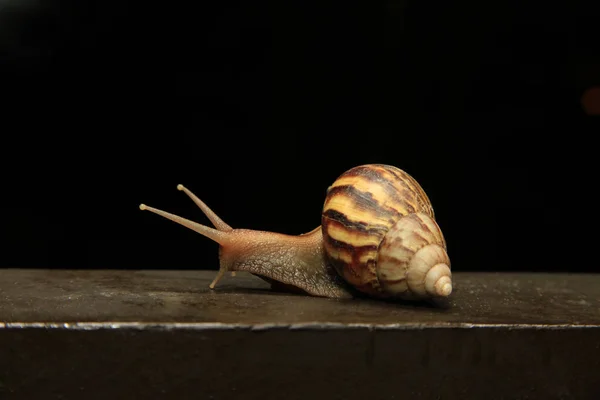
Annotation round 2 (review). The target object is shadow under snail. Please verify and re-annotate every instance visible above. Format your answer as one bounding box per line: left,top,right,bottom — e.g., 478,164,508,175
139,164,452,301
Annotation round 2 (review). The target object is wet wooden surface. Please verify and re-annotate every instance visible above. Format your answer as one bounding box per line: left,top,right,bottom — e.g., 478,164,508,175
1,269,599,399
1,269,599,326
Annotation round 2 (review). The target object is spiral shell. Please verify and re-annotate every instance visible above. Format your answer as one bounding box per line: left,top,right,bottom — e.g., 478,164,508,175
321,164,451,299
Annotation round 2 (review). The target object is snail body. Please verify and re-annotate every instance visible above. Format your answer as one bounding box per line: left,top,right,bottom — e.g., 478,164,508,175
140,164,452,301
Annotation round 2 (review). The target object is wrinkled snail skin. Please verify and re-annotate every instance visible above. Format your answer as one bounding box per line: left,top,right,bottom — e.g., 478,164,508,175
139,194,354,299
139,164,452,302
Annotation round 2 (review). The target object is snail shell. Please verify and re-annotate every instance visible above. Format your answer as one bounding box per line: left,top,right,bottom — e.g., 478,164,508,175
322,164,451,300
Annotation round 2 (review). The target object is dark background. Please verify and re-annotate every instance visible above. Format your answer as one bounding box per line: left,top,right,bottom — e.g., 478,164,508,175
1,1,599,274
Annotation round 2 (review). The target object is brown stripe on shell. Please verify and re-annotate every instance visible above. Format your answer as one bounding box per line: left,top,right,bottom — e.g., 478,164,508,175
362,165,424,216
322,209,395,239
379,166,430,215
409,230,431,247
411,212,446,248
325,167,423,225
325,184,402,221
379,164,434,217
322,233,379,253
322,230,381,297
321,217,382,254
337,164,420,215
322,217,380,268
416,207,447,248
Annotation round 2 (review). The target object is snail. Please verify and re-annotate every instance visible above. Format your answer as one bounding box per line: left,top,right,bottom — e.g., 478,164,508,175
139,164,452,301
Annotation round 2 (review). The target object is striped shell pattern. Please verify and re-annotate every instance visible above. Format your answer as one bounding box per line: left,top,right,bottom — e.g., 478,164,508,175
321,164,452,299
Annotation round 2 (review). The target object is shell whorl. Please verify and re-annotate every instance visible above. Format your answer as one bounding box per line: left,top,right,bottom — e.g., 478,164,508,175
377,212,451,298
321,164,451,299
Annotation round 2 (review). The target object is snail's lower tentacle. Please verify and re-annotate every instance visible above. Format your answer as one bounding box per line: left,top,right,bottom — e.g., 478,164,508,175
209,266,228,289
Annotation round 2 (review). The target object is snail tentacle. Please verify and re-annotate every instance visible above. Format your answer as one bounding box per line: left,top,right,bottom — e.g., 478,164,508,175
139,203,233,287
177,184,232,232
139,204,230,245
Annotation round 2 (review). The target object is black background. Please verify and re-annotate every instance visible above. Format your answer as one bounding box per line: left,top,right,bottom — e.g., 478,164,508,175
1,1,598,274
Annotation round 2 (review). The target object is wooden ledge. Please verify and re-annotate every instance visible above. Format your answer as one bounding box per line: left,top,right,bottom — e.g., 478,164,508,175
1,269,599,399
